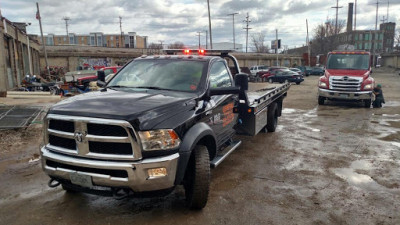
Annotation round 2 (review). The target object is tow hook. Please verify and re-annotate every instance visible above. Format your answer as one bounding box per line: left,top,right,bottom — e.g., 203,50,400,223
113,188,131,200
48,178,61,188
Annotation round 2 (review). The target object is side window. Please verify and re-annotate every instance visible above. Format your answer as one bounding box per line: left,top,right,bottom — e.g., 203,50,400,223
209,61,232,88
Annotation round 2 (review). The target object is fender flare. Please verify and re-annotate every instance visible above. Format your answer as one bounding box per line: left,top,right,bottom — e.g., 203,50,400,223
174,122,216,185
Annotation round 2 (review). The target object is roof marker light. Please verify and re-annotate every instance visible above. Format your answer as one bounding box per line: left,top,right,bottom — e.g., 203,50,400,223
198,49,205,55
184,49,191,55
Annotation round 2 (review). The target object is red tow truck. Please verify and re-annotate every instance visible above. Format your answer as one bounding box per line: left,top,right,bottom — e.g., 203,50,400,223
318,51,375,107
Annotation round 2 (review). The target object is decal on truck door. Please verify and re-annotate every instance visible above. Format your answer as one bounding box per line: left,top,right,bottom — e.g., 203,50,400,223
222,102,234,127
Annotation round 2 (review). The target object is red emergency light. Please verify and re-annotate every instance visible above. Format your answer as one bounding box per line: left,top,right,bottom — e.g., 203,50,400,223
183,49,191,55
198,49,205,55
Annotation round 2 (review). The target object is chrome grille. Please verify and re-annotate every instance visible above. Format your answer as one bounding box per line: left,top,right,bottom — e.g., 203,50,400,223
44,114,142,160
329,76,363,91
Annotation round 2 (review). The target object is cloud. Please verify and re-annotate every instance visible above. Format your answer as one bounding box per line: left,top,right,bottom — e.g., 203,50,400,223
1,0,398,50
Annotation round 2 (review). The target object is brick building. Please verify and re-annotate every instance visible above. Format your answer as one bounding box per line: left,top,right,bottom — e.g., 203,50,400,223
42,32,148,48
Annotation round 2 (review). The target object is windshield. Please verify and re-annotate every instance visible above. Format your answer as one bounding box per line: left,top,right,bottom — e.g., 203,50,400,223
326,54,370,70
108,59,206,92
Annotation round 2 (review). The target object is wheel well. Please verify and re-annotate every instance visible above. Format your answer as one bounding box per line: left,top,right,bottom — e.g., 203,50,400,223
196,135,216,160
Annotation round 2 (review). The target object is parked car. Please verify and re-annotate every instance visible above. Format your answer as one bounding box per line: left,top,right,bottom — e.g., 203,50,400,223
258,67,288,80
289,68,305,76
310,67,325,75
267,70,304,85
250,65,268,75
297,66,312,76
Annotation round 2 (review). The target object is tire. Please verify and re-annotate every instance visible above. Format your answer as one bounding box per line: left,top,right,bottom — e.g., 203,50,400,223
266,102,278,132
296,82,300,85
268,78,273,83
318,96,325,105
364,99,371,108
184,145,210,210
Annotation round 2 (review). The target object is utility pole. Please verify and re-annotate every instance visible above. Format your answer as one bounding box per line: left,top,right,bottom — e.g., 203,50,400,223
354,0,357,30
119,16,123,48
387,0,389,22
306,19,311,67
375,0,379,31
197,31,202,49
275,29,279,66
331,0,343,35
243,12,252,53
37,3,50,78
380,16,387,24
204,30,208,49
62,16,70,42
227,12,238,50
207,0,213,49
159,40,164,49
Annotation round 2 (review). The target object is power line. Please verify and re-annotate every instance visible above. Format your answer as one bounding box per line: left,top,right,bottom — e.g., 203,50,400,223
243,12,252,53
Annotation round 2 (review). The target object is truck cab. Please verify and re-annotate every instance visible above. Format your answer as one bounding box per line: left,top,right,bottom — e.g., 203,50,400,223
318,51,374,107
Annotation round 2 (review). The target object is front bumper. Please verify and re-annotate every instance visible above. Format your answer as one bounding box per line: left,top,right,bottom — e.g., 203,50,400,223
41,147,179,192
318,88,372,100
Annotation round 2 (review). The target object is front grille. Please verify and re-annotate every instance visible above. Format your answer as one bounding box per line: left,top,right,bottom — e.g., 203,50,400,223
87,123,127,137
49,135,76,150
330,76,362,91
89,142,133,155
49,120,74,132
46,160,128,178
45,114,138,160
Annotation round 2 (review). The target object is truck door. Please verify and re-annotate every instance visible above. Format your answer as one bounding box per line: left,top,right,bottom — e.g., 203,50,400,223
208,60,237,147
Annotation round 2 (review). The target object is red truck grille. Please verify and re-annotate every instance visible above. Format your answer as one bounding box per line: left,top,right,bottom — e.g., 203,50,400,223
329,76,363,91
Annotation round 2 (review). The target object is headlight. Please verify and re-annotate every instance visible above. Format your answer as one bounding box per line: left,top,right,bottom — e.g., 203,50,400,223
319,81,327,88
364,84,372,90
138,129,181,151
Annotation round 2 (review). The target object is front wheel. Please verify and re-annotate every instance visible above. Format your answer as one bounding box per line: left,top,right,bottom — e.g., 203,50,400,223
296,82,300,85
318,96,325,105
184,145,210,210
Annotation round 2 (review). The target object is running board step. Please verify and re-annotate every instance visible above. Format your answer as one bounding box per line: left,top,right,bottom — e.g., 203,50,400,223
210,140,242,168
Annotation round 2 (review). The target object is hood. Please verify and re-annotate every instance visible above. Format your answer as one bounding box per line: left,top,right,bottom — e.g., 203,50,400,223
49,89,198,130
325,69,370,79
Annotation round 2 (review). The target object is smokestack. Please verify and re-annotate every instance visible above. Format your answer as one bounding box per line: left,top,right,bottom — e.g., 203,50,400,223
347,3,354,32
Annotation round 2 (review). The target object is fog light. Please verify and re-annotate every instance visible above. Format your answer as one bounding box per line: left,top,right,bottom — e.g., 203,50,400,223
147,168,167,179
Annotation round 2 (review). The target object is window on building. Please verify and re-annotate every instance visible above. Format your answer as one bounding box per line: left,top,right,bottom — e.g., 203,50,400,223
110,36,113,41
379,34,383,40
355,34,358,41
97,36,102,46
63,37,66,42
129,36,135,48
209,61,232,88
90,36,95,46
364,33,369,41
359,34,362,41
358,43,362,50
46,37,54,46
364,43,369,49
58,37,61,43
69,36,74,44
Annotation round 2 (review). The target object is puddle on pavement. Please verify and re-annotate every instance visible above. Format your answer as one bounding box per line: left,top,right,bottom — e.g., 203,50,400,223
282,108,298,114
333,159,400,194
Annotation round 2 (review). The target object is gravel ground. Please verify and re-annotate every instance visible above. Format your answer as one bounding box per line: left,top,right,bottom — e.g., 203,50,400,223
0,71,399,225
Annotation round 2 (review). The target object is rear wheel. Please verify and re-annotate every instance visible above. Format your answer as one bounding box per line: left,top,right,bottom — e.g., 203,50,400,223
318,96,325,105
296,82,300,85
266,103,278,132
364,99,371,108
184,145,210,210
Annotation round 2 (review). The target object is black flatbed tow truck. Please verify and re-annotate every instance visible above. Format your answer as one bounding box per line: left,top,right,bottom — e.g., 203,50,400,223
41,49,290,209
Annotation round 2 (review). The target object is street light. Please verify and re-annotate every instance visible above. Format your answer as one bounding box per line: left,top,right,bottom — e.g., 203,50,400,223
227,12,239,50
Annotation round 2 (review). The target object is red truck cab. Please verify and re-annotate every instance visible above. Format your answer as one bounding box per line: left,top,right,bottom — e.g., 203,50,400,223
318,51,374,107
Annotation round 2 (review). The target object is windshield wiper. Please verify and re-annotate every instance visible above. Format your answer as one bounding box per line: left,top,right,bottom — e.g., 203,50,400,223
106,85,130,89
134,86,175,91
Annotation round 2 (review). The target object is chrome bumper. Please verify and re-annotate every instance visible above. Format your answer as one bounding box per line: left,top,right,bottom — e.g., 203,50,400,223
41,147,179,192
318,88,372,100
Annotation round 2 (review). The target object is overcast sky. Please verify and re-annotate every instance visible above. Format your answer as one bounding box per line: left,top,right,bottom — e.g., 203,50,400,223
1,0,399,51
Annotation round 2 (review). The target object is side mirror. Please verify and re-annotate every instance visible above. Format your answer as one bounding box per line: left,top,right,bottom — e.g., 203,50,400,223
234,73,248,91
97,70,105,82
97,80,106,87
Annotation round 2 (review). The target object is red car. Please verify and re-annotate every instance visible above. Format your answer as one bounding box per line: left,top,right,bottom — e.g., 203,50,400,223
257,67,289,80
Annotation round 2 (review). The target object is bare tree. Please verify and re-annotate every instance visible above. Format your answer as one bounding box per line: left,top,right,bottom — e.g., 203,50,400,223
148,43,163,49
251,33,270,53
168,41,185,49
311,19,346,54
395,29,400,51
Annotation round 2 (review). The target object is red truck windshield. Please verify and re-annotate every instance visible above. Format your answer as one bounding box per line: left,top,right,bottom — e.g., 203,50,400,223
326,54,370,70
